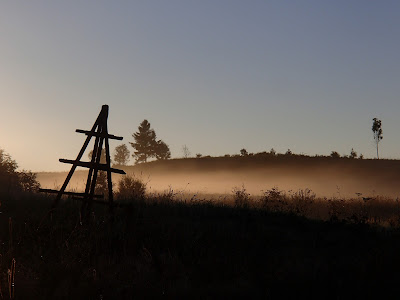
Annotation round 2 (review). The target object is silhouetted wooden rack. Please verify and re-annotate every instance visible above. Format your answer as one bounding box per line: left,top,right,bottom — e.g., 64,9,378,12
40,104,126,218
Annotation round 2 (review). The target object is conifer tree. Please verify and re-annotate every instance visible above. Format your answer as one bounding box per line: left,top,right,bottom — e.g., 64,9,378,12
130,120,171,163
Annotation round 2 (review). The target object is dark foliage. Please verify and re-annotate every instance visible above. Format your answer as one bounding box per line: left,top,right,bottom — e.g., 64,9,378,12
372,117,383,159
330,151,340,158
350,148,358,159
240,148,248,156
113,144,130,166
154,140,171,160
130,120,170,163
116,174,147,200
0,149,40,194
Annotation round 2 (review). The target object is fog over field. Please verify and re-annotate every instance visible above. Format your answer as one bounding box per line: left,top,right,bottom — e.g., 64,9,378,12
37,156,400,198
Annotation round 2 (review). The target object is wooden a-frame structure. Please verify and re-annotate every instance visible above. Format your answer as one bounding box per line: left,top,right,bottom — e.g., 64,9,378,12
40,105,126,217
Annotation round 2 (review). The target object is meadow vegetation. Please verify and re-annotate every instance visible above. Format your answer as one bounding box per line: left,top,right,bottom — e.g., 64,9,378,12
4,150,400,298
0,174,400,298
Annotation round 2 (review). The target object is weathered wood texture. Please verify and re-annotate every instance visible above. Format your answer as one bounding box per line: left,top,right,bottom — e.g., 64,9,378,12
75,129,123,140
58,159,125,174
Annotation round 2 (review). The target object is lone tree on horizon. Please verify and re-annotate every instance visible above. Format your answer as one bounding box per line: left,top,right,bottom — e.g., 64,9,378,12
372,118,383,159
182,145,191,158
130,120,170,163
113,144,130,166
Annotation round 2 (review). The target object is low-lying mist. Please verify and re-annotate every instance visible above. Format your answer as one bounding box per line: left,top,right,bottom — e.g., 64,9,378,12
37,157,400,199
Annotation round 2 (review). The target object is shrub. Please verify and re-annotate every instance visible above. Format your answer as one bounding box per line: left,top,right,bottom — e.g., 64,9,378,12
260,187,287,212
328,198,346,222
232,185,250,208
350,148,357,159
291,188,316,216
240,149,248,157
116,174,147,200
0,149,40,194
285,149,292,156
17,170,40,192
330,151,340,158
152,187,175,204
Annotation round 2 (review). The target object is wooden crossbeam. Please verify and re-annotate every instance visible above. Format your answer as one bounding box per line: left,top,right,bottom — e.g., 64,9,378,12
59,159,126,174
75,129,123,140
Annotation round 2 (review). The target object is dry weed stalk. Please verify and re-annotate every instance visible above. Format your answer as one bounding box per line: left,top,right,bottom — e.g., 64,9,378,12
7,258,15,299
0,254,3,298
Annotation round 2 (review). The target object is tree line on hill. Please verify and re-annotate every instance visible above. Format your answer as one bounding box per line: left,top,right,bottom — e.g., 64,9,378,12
114,117,384,166
0,117,386,196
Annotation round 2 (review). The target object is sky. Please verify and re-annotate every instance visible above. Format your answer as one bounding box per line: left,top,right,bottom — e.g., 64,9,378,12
1,1,400,172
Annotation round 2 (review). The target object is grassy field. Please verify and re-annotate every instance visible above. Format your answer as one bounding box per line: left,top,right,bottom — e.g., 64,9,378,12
26,156,400,298
1,186,400,299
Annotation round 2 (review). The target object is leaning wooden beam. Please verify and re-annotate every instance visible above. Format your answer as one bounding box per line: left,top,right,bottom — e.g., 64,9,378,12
84,132,105,219
39,189,104,199
84,134,101,196
75,129,123,140
104,119,114,213
58,159,126,174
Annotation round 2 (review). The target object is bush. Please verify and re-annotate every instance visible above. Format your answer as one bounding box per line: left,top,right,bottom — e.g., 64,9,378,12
152,187,175,204
116,174,147,200
260,187,287,212
330,151,340,158
232,185,250,208
0,149,40,194
17,170,40,192
291,188,316,216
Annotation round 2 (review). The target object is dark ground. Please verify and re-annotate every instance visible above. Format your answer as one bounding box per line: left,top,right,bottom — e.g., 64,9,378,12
1,192,400,299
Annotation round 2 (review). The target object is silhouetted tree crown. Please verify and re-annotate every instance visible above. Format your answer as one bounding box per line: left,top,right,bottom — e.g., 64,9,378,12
330,151,340,158
0,149,40,193
372,118,383,159
240,149,248,156
114,144,130,165
130,120,170,163
350,148,357,159
130,120,156,163
155,140,171,160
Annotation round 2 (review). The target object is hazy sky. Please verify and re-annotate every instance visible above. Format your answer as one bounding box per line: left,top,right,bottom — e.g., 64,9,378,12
1,1,400,171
